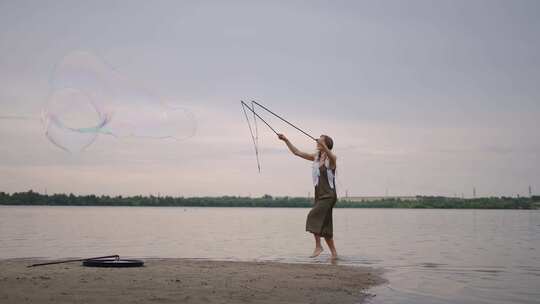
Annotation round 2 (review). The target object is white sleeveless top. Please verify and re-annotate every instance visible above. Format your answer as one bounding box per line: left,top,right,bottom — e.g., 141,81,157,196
312,153,335,189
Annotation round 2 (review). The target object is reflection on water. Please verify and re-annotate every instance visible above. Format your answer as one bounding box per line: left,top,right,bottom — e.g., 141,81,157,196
0,206,538,303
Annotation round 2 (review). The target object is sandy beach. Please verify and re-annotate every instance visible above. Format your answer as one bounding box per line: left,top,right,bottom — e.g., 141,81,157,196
0,258,384,304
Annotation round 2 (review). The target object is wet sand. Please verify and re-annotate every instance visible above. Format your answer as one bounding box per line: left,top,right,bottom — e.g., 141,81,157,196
0,258,384,304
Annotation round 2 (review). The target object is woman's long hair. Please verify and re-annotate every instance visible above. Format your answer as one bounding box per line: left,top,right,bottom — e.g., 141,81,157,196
317,135,334,160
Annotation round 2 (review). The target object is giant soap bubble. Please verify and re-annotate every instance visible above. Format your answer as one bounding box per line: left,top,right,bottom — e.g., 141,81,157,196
42,51,196,152
42,88,107,152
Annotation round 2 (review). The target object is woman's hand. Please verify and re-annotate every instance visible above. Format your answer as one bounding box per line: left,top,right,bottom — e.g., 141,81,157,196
277,133,288,142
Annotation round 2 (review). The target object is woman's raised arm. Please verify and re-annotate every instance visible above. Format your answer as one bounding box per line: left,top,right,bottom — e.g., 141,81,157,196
278,134,315,161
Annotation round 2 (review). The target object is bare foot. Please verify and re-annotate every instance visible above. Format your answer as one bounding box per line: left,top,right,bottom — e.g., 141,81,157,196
331,253,338,260
310,247,324,258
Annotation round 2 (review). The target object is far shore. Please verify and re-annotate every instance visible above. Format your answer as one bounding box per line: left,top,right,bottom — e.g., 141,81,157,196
0,258,385,304
2,191,538,209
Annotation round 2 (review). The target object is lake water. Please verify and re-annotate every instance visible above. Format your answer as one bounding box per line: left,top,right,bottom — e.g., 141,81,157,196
0,206,538,303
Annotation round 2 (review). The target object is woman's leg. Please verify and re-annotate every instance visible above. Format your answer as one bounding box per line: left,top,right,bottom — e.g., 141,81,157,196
310,233,324,257
324,237,338,259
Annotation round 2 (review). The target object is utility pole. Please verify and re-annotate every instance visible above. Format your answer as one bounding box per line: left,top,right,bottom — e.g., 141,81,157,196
529,185,532,197
473,187,476,198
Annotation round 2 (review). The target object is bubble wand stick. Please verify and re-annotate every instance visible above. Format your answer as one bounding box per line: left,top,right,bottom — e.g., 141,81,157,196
240,100,316,141
250,100,316,141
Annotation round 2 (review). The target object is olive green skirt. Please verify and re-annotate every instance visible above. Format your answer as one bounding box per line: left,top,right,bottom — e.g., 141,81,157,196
305,197,336,238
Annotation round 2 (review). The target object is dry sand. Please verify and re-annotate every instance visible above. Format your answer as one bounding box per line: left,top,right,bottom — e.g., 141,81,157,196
0,258,385,304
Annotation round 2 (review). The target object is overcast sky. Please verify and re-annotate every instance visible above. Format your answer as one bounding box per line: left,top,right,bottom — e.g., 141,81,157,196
1,0,539,198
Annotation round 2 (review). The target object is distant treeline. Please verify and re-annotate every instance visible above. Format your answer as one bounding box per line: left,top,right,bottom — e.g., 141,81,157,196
1,191,538,209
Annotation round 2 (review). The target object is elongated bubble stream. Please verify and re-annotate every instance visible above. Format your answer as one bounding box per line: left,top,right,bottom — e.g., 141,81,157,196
2,50,198,152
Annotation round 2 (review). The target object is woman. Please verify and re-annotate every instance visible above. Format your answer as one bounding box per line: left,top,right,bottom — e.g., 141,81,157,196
277,133,338,260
